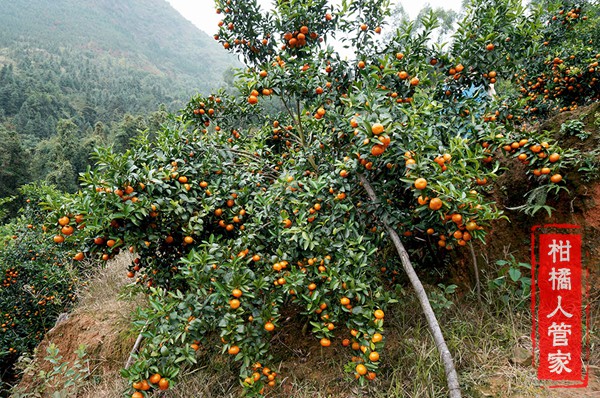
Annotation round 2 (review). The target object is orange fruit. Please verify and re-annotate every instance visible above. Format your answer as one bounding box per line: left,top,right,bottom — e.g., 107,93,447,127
232,288,242,298
417,195,429,205
429,198,443,211
549,153,560,163
58,216,70,226
372,333,383,343
465,221,477,232
320,337,331,347
371,144,385,156
61,225,74,235
356,364,367,375
414,178,427,190
530,144,542,153
73,252,84,261
158,378,169,390
379,135,391,147
369,351,380,361
550,174,563,183
228,345,240,355
184,236,194,244
264,322,275,332
230,299,241,309
53,235,64,244
374,309,384,319
149,373,161,384
371,123,384,135
451,214,462,224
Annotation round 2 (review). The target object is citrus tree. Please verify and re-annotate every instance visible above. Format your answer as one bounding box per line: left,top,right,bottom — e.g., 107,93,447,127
516,0,600,115
32,0,599,397
0,184,82,378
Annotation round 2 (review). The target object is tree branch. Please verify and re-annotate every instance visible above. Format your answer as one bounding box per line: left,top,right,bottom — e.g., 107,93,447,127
358,174,462,398
125,320,148,369
469,241,482,302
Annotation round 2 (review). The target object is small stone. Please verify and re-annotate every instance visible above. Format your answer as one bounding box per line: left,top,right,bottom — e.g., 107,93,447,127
510,346,532,366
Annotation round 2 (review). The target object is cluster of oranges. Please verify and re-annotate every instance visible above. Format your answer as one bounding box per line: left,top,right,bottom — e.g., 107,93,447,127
282,25,319,50
214,193,248,233
500,138,563,183
2,268,18,288
52,215,87,261
339,310,385,380
270,120,294,142
131,373,169,397
243,362,278,393
188,95,224,131
517,5,599,114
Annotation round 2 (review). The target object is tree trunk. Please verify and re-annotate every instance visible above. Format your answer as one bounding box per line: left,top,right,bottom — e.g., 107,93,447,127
359,174,462,398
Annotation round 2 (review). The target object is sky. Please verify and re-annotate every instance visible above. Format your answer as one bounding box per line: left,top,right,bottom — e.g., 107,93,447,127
166,0,465,36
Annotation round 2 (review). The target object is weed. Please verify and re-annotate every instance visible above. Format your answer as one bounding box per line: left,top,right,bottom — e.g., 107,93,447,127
428,283,458,314
11,343,90,398
560,119,591,140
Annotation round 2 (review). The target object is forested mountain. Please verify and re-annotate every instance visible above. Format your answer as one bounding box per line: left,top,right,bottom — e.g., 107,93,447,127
0,0,238,196
0,0,234,92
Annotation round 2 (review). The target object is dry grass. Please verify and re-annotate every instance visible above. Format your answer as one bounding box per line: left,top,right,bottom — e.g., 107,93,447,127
75,253,145,398
16,251,598,398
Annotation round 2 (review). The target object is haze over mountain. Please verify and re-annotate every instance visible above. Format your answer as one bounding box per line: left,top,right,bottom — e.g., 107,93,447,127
0,0,239,196
0,0,236,88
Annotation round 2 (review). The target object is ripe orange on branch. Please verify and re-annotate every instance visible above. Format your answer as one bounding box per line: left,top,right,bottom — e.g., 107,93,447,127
429,198,443,211
414,178,427,190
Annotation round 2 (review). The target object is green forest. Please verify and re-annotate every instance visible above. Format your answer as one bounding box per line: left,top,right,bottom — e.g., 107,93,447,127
0,0,238,199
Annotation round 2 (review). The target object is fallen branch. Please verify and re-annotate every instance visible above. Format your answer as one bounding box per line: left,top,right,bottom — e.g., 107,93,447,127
359,174,462,398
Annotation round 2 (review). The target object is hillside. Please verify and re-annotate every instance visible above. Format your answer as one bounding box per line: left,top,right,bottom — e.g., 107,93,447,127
0,0,234,88
0,0,239,196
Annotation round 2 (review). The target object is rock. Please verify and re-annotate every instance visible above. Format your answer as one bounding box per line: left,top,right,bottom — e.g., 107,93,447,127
510,346,533,366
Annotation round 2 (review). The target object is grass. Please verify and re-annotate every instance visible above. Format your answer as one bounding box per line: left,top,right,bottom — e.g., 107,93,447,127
15,251,598,398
